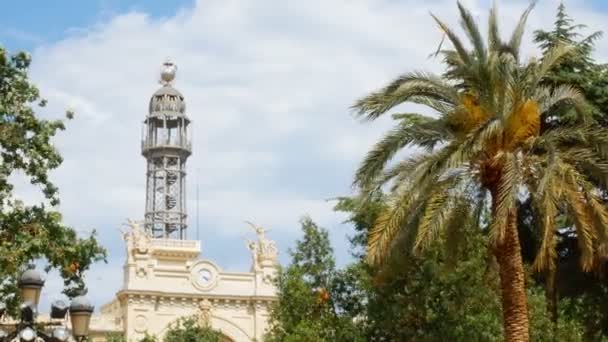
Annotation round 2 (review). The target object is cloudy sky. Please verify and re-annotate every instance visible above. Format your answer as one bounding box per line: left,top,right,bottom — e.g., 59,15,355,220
3,0,608,309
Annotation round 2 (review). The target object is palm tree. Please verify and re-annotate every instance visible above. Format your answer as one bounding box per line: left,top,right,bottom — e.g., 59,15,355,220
352,2,608,341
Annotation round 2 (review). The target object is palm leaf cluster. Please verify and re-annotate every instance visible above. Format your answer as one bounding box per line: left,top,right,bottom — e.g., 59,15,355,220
354,2,608,274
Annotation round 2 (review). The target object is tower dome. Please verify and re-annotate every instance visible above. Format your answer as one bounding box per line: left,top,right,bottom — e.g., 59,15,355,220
148,60,186,115
149,86,186,114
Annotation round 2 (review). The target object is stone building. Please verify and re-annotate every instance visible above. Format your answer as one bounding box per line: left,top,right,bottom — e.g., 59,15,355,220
89,61,279,341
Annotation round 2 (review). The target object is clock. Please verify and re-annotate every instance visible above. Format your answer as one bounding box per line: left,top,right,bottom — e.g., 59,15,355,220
198,269,213,286
191,261,219,291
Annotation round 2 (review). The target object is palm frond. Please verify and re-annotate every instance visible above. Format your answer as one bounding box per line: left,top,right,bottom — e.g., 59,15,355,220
367,200,409,265
533,192,558,271
413,190,453,253
488,2,501,53
367,183,423,265
535,85,584,114
495,53,517,118
565,186,595,271
414,171,472,254
559,148,608,182
587,192,608,236
444,198,473,264
533,125,603,148
531,153,559,271
353,72,457,120
353,116,447,189
559,163,596,271
366,142,475,265
457,1,486,61
507,1,537,60
392,144,464,192
532,43,574,88
408,96,456,116
379,154,435,193
473,119,503,155
431,13,471,65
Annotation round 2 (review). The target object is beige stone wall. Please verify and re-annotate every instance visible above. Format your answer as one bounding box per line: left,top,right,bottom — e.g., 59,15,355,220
91,233,278,342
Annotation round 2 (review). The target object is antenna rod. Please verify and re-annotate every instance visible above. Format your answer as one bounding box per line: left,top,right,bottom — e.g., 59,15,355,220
196,167,200,241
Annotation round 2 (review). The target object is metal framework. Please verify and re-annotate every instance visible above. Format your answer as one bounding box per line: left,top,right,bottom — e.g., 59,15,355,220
141,61,191,239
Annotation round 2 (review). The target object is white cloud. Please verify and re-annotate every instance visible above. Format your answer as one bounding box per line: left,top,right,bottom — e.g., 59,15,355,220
15,0,608,307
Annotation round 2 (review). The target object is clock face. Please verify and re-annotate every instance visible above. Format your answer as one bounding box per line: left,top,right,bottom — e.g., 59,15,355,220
198,269,213,285
191,261,219,291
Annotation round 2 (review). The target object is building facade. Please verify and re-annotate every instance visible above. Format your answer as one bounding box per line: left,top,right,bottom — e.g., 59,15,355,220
90,62,278,342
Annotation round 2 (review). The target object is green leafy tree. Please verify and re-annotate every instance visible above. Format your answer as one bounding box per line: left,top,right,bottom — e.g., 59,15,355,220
529,4,608,339
105,332,127,342
163,316,223,342
534,2,608,125
352,3,608,341
266,216,364,342
0,47,106,311
336,194,586,341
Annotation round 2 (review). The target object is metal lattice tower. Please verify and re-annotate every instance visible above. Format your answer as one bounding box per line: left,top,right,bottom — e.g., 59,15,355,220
142,60,191,239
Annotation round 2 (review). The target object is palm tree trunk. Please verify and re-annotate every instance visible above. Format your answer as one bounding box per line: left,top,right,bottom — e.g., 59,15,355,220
493,205,530,341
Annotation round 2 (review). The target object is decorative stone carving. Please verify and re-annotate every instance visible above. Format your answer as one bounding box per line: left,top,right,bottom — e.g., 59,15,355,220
120,219,152,263
245,221,278,272
245,239,261,271
198,299,212,326
134,315,148,333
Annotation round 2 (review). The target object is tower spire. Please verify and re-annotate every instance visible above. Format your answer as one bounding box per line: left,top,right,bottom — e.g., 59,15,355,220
160,58,177,86
141,60,192,239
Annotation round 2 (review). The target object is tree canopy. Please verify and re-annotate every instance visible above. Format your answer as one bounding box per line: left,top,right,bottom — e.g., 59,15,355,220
534,2,608,125
0,47,106,311
265,216,365,342
163,317,224,342
352,2,608,340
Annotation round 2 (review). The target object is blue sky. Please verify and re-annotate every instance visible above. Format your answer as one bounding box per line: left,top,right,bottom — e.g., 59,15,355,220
0,0,195,51
3,0,608,310
3,0,604,53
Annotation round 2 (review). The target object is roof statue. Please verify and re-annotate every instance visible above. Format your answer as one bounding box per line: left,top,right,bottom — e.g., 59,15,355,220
119,219,151,263
245,220,270,241
245,221,278,272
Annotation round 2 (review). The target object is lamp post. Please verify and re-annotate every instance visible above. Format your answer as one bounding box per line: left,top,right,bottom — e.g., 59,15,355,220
0,268,94,342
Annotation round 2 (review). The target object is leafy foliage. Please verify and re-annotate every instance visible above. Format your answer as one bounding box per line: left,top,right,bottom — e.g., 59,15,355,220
336,193,587,341
534,2,608,125
269,3,608,341
529,4,608,339
352,2,608,339
163,317,223,342
105,319,224,342
0,47,106,312
105,332,127,342
266,216,365,342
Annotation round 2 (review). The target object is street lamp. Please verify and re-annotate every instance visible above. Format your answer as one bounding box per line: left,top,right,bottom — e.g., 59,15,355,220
18,269,44,307
50,327,70,342
50,301,68,320
69,296,94,341
0,268,94,341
